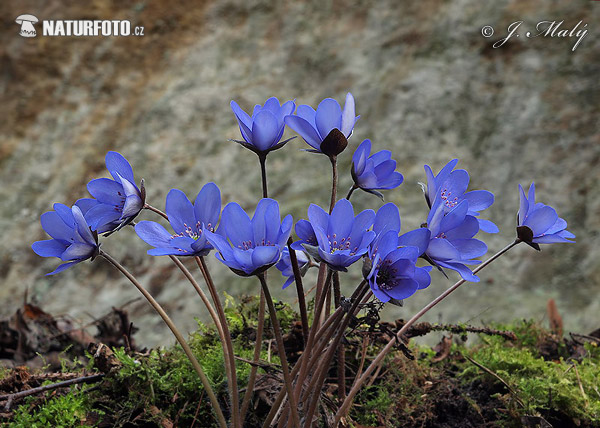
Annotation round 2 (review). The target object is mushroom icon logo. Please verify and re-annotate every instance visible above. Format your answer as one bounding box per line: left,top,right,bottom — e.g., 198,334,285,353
15,14,39,37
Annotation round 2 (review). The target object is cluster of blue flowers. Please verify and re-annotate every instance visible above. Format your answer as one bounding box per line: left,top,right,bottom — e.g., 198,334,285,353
32,93,575,305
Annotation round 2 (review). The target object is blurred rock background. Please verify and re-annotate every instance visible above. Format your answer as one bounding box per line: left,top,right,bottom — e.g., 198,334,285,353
0,0,598,347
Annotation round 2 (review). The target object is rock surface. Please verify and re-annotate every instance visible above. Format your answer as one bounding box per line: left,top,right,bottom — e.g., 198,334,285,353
1,0,598,346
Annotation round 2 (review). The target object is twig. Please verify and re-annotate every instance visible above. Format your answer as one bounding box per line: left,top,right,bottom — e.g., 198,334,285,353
463,355,525,409
0,373,105,410
572,364,589,407
400,321,518,341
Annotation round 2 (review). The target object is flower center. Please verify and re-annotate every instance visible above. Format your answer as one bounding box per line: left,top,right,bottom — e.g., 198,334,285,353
376,260,398,291
440,187,459,209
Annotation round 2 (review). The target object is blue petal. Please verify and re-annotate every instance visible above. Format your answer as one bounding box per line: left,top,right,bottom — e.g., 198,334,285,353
32,239,69,258
230,100,252,128
294,219,317,246
340,93,356,138
53,203,75,226
439,200,468,233
252,110,280,151
373,203,400,236
347,209,375,248
478,218,499,234
282,276,295,289
328,199,354,239
464,190,494,212
284,116,321,151
373,159,397,180
75,198,98,215
438,170,469,209
544,217,567,235
451,238,487,260
61,242,94,261
71,205,96,247
204,229,234,259
444,215,480,240
41,211,74,241
414,267,432,289
397,229,431,255
427,238,461,261
85,203,121,230
385,279,419,300
87,178,124,205
352,140,370,176
47,261,81,276
296,105,316,127
527,183,536,216
194,182,221,231
278,214,293,247
251,246,280,269
307,204,329,232
233,249,254,274
135,221,173,248
436,261,480,282
315,98,342,140
121,194,143,219
148,247,185,256
373,230,400,259
313,225,331,253
523,206,558,237
166,189,196,235
221,202,253,247
518,184,528,225
532,234,574,244
106,151,135,184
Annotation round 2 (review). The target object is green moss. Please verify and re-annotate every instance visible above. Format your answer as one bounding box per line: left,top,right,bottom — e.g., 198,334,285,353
9,387,99,428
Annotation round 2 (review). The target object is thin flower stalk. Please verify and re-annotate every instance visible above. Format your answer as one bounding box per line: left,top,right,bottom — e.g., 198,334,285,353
257,273,301,428
98,250,228,428
287,239,309,345
195,256,241,428
335,239,520,424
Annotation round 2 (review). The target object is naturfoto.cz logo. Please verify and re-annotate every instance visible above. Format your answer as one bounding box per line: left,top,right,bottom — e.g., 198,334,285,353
15,14,145,37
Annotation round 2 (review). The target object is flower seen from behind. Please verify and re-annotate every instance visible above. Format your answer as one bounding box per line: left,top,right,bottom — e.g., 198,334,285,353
77,151,145,234
517,183,575,250
135,183,222,256
351,139,403,199
285,93,358,156
32,204,99,275
204,198,292,276
230,97,296,155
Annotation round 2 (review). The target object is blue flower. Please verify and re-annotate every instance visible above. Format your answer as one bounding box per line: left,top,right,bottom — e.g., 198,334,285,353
367,230,432,303
517,183,575,250
204,199,293,276
351,140,403,199
134,183,221,256
284,93,358,156
424,159,498,233
32,204,99,275
424,198,488,282
300,199,375,272
77,152,145,234
230,97,296,155
276,247,309,289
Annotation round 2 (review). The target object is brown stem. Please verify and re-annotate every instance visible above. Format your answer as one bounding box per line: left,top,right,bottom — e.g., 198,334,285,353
259,154,269,199
257,273,301,428
333,272,346,400
144,203,169,221
99,251,227,428
287,238,309,346
196,256,241,428
329,155,338,213
240,287,266,423
334,240,520,424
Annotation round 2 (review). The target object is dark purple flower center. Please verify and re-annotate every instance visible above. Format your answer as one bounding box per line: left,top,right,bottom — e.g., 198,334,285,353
376,259,398,291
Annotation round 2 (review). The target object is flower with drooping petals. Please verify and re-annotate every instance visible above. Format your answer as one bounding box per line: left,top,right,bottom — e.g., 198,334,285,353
350,140,403,200
77,151,145,234
299,199,375,272
424,198,487,282
276,247,309,289
516,183,575,250
424,159,498,233
230,97,296,155
32,204,99,275
204,199,292,276
284,93,358,156
135,183,221,256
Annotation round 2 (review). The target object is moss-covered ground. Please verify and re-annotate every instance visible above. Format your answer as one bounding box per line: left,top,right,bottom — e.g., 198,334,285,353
1,297,599,427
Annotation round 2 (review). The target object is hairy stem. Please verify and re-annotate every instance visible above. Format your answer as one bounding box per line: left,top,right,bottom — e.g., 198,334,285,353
335,239,521,423
143,203,169,221
99,251,227,428
329,155,338,213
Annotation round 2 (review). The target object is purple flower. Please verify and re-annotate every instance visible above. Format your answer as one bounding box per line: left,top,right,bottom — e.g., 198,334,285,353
300,199,375,272
367,231,432,303
230,97,296,155
351,139,403,199
276,247,309,289
517,183,575,250
284,93,358,156
204,199,292,276
77,152,145,234
32,204,99,275
424,159,498,233
134,183,221,257
424,198,487,282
